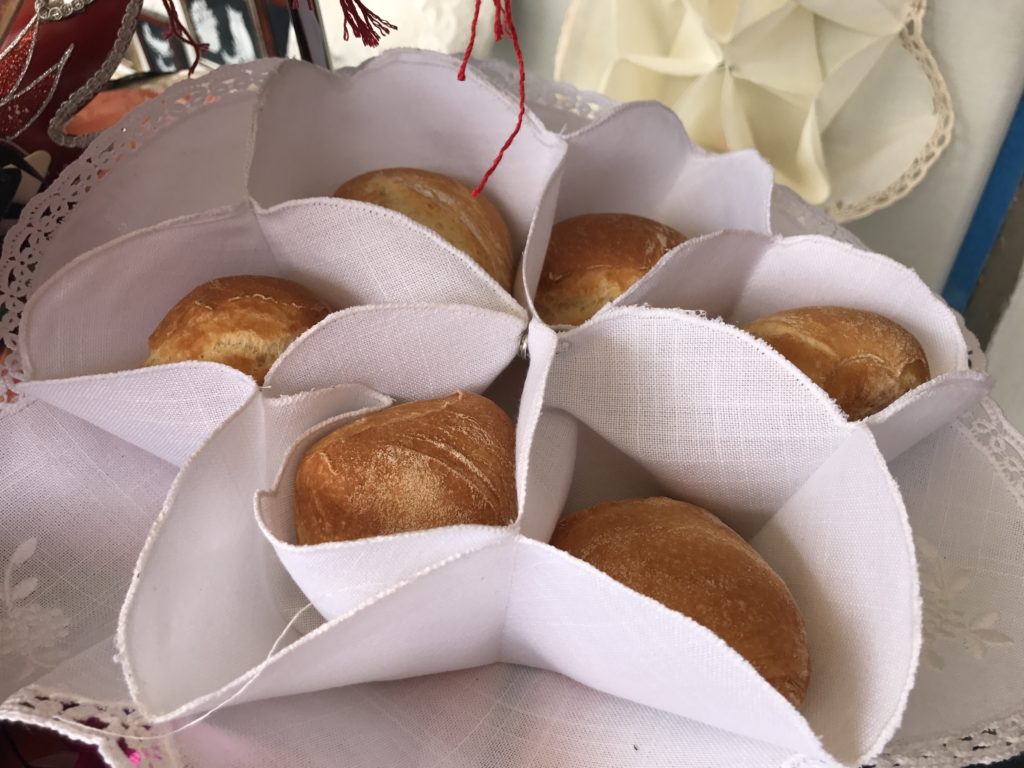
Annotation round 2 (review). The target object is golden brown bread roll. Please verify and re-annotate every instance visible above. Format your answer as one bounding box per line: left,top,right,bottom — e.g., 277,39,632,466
550,497,810,707
294,392,517,544
741,306,930,420
534,213,687,326
144,275,331,385
334,167,515,292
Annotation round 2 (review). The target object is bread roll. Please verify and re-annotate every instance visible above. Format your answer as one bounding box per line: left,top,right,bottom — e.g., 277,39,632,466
294,392,516,544
334,167,515,291
534,213,686,326
550,497,810,707
145,275,331,385
742,306,930,420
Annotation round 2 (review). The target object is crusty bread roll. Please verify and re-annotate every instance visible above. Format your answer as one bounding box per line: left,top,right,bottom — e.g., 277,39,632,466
741,306,930,420
534,213,686,326
334,167,515,292
294,392,516,544
144,275,331,385
550,497,810,707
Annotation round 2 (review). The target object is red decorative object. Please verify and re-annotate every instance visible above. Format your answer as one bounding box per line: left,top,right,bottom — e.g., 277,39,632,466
0,21,71,140
0,0,138,173
336,0,396,47
0,0,398,176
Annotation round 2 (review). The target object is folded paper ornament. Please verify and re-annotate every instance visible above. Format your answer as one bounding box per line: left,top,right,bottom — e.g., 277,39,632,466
555,0,953,220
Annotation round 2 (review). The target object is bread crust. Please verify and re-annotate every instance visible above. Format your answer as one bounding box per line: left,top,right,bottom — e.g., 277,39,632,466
742,306,930,420
294,392,517,544
334,167,515,291
551,496,810,707
145,275,331,385
534,213,686,325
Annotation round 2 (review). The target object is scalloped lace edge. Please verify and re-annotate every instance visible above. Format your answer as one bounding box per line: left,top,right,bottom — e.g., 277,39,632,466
0,686,178,768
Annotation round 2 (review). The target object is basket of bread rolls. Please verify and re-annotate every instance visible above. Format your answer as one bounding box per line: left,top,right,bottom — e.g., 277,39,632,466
2,49,1013,768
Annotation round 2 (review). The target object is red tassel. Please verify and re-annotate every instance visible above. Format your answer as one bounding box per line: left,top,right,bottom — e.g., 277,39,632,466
461,0,525,198
338,0,397,47
160,0,209,77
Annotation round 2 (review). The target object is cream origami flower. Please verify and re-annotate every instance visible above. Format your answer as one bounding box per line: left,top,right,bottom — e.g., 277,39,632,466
556,0,951,219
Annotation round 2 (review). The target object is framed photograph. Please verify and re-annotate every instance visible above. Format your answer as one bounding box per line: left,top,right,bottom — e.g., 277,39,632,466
254,0,294,58
183,0,267,65
136,12,192,73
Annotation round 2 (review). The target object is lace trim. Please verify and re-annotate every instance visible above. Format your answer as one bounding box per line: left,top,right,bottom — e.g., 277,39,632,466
0,687,178,768
960,398,1024,511
4,686,1024,768
825,0,954,223
771,185,867,248
875,713,1024,768
475,56,616,130
0,58,279,416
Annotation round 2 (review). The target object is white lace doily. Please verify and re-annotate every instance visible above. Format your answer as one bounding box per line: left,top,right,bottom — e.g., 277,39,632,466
0,56,1020,768
3,686,176,767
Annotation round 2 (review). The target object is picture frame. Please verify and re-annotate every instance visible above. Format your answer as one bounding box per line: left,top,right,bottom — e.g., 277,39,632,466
136,11,192,73
182,0,268,65
254,0,294,58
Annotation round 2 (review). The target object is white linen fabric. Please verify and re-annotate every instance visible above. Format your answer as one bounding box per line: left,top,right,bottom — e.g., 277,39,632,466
609,230,991,459
6,392,1024,768
15,50,559,463
516,98,774,307
17,199,529,464
0,52,1018,768
114,307,918,767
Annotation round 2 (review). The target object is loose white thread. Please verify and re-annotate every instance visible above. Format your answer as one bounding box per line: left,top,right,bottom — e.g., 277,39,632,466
52,602,316,741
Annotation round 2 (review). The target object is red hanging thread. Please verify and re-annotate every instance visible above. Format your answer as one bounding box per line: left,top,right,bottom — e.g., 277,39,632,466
337,0,397,47
160,0,209,76
290,0,396,46
460,0,526,198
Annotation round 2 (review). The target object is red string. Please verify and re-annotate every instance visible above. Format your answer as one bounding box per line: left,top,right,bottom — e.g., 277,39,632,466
338,0,397,47
493,0,504,41
457,0,484,81
462,0,526,198
160,0,208,77
159,1,394,75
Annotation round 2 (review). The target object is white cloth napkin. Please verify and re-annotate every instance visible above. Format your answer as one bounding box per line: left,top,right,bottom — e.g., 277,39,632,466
0,51,997,768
